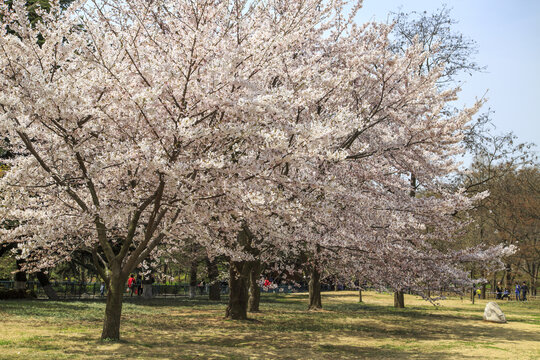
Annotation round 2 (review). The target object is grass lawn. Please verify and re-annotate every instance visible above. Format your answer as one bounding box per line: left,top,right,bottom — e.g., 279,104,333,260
0,291,538,359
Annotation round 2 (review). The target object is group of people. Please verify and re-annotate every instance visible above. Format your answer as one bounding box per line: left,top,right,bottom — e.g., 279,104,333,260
127,274,144,297
474,281,530,301
493,281,529,301
99,274,149,297
513,282,529,301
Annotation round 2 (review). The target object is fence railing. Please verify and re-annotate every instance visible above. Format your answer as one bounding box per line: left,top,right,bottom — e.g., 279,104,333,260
1,280,536,301
0,280,310,299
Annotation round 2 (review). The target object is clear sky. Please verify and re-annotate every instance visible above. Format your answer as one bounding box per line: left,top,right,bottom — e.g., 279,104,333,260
355,0,540,149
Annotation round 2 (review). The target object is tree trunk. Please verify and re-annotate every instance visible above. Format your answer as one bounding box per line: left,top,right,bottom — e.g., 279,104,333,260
248,261,262,312
358,288,363,303
225,260,250,320
206,257,221,301
101,277,124,340
394,291,405,308
14,260,27,290
142,283,153,298
504,263,512,288
498,271,505,285
35,271,59,300
481,283,486,299
308,267,322,310
470,269,475,304
189,260,198,299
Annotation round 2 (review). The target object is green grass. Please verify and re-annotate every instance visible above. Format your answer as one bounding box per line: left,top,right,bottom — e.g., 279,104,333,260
0,291,539,359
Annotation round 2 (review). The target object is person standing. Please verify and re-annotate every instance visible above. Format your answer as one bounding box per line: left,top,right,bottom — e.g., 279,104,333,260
521,281,528,301
496,282,502,300
128,274,135,297
515,282,521,301
136,275,142,296
100,282,106,297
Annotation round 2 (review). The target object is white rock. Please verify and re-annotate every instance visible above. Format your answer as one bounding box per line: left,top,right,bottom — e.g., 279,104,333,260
483,302,507,323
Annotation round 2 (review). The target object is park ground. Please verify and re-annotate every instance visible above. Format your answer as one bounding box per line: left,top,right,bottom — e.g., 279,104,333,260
0,291,538,359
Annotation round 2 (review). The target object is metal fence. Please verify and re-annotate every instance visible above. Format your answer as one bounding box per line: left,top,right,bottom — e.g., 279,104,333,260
1,280,536,301
0,280,310,299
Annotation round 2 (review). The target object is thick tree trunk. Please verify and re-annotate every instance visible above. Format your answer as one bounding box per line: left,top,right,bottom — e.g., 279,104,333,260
14,280,26,290
504,263,512,288
35,271,59,300
189,260,198,299
14,260,27,290
206,257,221,301
308,267,322,310
248,261,262,312
225,260,250,320
142,283,153,298
394,291,405,308
101,277,124,340
481,283,486,299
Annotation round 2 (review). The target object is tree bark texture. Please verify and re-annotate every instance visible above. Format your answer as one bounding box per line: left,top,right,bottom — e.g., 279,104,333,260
248,261,262,312
101,276,125,340
394,291,405,308
505,263,512,287
225,259,250,320
14,259,26,290
308,267,322,310
142,283,153,298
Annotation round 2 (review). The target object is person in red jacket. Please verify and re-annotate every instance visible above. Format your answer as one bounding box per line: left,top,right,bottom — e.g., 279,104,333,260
128,274,136,297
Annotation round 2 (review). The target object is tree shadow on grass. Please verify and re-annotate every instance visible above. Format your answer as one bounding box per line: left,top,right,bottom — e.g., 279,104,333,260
5,294,539,360
60,321,523,360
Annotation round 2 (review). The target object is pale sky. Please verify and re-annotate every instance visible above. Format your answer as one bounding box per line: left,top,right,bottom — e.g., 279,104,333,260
355,0,540,150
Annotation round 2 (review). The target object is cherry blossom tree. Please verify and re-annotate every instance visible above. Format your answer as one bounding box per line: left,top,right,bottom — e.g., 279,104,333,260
0,0,513,341
0,0,365,338
253,13,513,309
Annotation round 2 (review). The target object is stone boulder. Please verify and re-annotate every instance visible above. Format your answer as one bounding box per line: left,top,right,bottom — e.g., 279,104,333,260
483,302,507,323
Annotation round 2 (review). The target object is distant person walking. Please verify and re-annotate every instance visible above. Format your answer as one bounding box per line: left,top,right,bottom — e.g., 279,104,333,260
515,283,521,301
521,282,528,301
100,282,106,297
128,274,135,297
